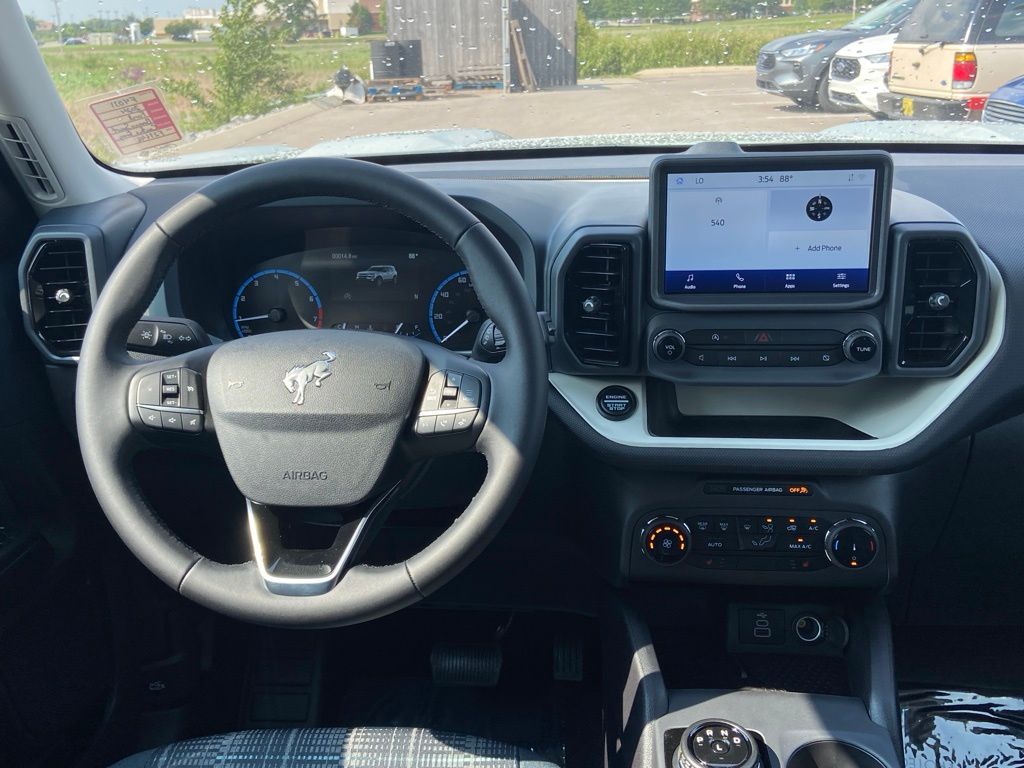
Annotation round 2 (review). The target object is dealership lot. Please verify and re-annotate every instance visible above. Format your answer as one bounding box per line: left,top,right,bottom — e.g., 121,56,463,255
182,67,869,155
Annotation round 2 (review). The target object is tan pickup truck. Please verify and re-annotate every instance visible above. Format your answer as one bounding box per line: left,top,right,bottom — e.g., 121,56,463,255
878,0,1024,119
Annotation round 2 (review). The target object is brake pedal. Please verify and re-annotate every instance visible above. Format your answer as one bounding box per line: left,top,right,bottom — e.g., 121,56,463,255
430,642,502,687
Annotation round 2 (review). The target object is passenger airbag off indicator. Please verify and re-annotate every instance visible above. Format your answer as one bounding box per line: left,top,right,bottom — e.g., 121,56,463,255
597,386,637,421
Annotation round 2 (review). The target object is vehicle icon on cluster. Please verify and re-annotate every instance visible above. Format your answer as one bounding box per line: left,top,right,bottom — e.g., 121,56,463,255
356,265,399,286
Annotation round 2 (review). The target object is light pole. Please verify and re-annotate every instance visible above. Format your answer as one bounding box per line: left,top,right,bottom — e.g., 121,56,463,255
53,0,63,43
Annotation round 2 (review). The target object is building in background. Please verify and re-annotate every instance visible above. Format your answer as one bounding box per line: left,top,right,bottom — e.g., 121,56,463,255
316,0,381,37
386,0,576,88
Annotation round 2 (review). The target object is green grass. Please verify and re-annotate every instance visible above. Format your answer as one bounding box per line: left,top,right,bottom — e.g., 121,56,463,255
39,15,849,159
579,13,851,75
41,39,370,158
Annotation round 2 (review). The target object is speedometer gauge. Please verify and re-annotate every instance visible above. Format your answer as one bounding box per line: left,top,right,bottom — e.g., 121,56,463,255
232,269,323,337
428,270,485,350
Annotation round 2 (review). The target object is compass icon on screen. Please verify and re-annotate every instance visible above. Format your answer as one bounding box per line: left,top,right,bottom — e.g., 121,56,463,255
806,195,833,222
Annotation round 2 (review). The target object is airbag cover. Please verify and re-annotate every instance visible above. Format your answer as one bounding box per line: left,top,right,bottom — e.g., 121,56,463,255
206,330,424,507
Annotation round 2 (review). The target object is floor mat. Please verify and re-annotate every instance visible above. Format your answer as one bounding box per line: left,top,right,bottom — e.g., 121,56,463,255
902,689,1024,768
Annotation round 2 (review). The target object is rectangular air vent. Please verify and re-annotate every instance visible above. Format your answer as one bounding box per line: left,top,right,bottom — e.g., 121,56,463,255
0,117,63,203
898,238,978,369
564,242,630,367
26,237,92,359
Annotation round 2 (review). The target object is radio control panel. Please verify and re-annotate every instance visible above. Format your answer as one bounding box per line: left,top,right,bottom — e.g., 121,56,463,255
645,312,884,385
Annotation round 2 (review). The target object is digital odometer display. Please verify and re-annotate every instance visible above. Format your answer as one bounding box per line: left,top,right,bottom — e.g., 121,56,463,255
662,168,877,295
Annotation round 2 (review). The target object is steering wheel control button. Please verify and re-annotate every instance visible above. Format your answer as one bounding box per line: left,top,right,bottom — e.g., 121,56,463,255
138,373,162,406
642,518,689,565
680,721,758,768
161,370,180,386
825,520,879,569
653,330,686,362
181,413,204,433
842,330,879,363
180,369,202,409
795,615,825,644
138,407,162,428
160,411,183,431
457,376,482,409
414,369,483,436
596,386,637,421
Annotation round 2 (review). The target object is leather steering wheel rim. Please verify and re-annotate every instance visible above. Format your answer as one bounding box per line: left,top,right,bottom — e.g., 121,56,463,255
75,157,547,628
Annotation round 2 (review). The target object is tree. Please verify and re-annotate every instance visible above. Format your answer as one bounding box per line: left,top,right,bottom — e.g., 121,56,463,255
267,0,320,42
348,1,374,34
213,0,290,118
140,17,154,36
165,19,200,38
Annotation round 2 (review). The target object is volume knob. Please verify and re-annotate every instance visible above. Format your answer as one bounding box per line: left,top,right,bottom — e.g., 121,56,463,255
653,330,686,362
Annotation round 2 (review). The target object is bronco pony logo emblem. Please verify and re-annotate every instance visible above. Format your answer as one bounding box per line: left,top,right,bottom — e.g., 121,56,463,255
283,351,336,405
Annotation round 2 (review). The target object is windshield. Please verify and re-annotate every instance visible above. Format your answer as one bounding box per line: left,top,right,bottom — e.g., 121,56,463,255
842,0,917,30
17,0,1024,169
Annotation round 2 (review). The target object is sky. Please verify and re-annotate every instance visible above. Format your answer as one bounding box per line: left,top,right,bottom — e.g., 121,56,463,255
18,0,206,23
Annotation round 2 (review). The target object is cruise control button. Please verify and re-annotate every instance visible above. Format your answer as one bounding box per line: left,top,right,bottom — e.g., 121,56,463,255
162,397,181,408
161,384,179,396
457,376,482,409
442,386,459,400
436,413,455,433
415,415,437,435
180,369,202,409
445,371,463,388
453,410,476,432
138,373,162,406
138,407,162,428
162,370,180,386
181,413,203,433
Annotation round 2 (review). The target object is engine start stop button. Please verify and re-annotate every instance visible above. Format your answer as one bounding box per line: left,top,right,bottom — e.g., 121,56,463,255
596,386,637,421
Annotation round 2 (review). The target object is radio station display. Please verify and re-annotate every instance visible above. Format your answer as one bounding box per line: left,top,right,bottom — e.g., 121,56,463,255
662,168,878,295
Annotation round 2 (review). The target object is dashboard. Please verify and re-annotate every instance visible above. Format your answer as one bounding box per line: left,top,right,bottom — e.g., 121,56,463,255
16,145,1023,596
172,205,515,353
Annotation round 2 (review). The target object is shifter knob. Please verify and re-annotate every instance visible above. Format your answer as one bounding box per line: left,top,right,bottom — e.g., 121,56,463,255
676,720,761,768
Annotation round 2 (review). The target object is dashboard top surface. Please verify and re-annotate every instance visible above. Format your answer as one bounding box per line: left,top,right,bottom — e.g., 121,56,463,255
29,150,1024,474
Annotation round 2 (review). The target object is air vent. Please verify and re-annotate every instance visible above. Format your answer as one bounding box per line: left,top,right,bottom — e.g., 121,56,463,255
564,242,630,367
26,238,92,359
898,238,978,369
0,116,63,203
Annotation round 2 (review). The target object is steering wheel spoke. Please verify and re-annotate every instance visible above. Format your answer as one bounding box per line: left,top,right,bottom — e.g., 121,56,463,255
247,482,403,597
127,345,218,441
402,345,491,460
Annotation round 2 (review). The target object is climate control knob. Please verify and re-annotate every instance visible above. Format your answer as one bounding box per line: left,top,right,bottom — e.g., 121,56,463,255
842,330,879,363
641,517,689,565
824,520,879,569
653,330,686,362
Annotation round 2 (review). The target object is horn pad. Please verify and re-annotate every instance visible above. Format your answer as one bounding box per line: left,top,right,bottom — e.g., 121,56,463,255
206,330,424,507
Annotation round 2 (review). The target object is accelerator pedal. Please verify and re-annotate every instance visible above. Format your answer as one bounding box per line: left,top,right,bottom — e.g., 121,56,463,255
430,642,503,687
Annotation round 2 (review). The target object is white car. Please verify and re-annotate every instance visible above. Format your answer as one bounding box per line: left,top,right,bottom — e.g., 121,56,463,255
828,33,897,115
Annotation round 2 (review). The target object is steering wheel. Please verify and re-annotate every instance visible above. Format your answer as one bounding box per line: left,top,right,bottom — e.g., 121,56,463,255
75,158,547,628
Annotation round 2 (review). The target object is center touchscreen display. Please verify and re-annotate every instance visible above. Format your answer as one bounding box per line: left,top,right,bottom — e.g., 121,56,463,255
663,168,877,294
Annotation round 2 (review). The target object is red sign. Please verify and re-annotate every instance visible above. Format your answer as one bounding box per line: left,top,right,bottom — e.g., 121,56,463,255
89,88,182,155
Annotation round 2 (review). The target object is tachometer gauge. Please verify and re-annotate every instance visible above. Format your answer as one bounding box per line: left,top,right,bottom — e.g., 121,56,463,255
428,270,485,350
232,269,323,337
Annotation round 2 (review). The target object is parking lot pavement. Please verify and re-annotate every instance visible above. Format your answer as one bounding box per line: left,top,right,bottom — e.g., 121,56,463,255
183,67,868,155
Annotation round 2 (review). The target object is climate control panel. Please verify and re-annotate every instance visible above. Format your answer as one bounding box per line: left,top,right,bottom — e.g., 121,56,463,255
636,511,884,584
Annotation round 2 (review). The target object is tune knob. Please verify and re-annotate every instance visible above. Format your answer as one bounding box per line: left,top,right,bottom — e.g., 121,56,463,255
842,330,878,363
653,330,686,362
824,520,879,569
